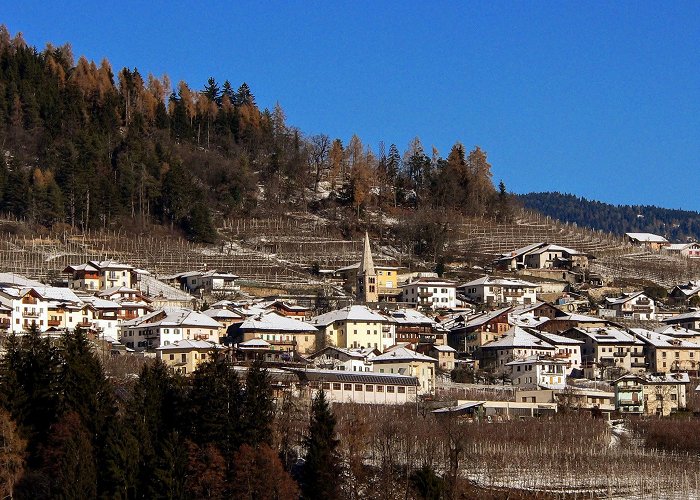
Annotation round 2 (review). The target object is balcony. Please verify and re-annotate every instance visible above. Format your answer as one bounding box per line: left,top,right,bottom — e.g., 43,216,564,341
503,291,525,297
418,291,433,298
22,310,40,318
618,399,641,406
613,352,627,358
48,319,61,327
631,362,647,368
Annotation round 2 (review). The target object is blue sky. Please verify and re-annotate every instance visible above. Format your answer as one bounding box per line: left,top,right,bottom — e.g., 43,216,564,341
4,1,700,209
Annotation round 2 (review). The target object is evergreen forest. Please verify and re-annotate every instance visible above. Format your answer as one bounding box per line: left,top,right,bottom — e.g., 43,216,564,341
0,27,508,246
518,192,700,243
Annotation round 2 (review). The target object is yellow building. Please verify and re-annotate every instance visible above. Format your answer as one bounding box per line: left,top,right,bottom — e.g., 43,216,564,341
310,305,396,351
236,311,319,354
372,346,438,395
156,339,221,375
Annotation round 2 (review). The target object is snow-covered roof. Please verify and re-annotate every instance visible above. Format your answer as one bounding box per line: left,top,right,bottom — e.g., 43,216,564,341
30,286,83,304
156,339,220,350
122,308,221,329
459,276,538,288
238,338,272,349
372,346,437,363
663,310,700,323
615,372,689,384
311,305,390,327
239,312,317,333
399,278,457,288
137,274,193,301
526,244,584,256
569,327,643,344
0,273,44,288
432,344,457,352
654,325,700,338
202,308,242,320
80,296,121,309
498,242,547,260
605,291,648,305
626,233,669,243
534,331,584,345
482,326,555,349
629,328,700,349
459,307,512,329
388,308,436,326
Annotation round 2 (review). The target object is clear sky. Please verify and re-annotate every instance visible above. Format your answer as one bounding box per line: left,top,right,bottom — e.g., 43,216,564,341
4,1,700,209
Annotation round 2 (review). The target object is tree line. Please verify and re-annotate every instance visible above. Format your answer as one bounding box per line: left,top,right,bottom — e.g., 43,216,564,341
518,192,700,243
0,27,509,245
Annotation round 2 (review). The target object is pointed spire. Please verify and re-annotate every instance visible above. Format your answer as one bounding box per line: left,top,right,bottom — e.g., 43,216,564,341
358,232,375,276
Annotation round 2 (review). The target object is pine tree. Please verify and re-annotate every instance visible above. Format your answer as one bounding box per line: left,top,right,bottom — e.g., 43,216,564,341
0,326,61,467
187,351,242,465
241,358,274,447
302,390,341,500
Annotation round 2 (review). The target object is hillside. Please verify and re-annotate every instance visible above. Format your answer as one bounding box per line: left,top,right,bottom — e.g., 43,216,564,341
518,192,700,242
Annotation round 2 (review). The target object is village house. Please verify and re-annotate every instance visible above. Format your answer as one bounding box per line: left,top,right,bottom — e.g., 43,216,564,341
287,368,419,405
655,324,700,344
0,285,87,333
445,307,512,354
120,308,222,350
201,307,244,335
166,270,240,296
668,281,700,305
516,388,616,412
387,308,447,345
479,326,556,373
528,330,584,375
399,278,458,310
625,232,670,252
496,242,591,271
603,292,656,320
156,339,221,375
561,327,646,380
64,261,136,291
662,310,700,330
630,328,700,374
506,355,568,390
458,276,539,307
310,305,396,351
233,311,319,354
371,346,438,395
613,373,689,416
536,312,612,334
307,346,379,372
266,300,311,320
417,343,457,371
661,242,700,258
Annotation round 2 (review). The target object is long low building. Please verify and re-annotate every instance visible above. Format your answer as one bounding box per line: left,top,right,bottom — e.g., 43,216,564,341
286,368,419,405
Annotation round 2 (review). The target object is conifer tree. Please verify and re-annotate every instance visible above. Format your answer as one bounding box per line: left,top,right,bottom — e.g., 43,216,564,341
302,389,341,500
241,358,274,447
188,351,242,463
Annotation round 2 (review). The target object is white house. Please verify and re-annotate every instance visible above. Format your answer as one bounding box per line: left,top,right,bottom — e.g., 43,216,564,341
604,292,656,320
480,326,556,372
120,308,222,350
459,277,539,307
662,243,700,258
64,260,136,291
399,279,457,309
506,355,568,390
308,346,379,372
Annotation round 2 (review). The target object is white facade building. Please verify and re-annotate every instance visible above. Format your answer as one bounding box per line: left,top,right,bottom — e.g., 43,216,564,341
399,279,457,309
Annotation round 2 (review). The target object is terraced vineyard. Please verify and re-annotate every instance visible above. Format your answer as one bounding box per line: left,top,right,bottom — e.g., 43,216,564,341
0,209,699,288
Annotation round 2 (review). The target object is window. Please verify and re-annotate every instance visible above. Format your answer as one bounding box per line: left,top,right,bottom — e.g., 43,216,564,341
355,384,363,391
181,354,187,363
344,384,352,391
366,385,374,392
397,387,406,394
169,354,174,360
333,383,341,390
387,386,395,393
322,383,331,390
377,385,384,392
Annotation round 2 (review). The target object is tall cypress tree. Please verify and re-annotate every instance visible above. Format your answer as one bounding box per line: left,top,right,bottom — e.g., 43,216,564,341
302,390,342,500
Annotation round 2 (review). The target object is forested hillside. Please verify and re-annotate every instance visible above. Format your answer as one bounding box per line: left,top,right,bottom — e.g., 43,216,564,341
0,27,507,246
518,192,700,243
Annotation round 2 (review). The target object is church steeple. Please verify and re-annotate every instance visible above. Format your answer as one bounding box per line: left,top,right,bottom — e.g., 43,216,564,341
357,232,378,303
